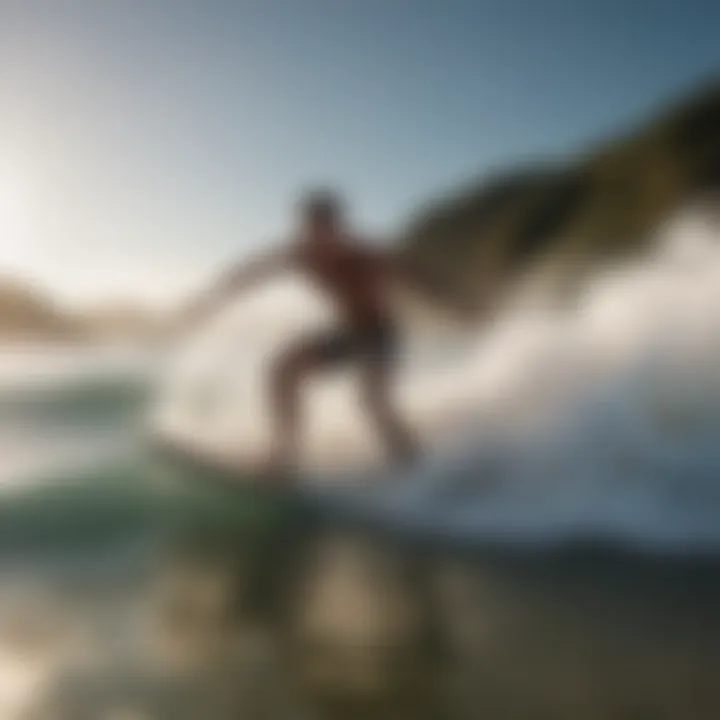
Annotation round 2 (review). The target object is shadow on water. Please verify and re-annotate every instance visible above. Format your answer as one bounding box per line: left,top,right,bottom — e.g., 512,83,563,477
4,451,720,720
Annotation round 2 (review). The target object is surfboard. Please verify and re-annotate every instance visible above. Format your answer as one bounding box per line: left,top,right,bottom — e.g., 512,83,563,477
149,431,416,540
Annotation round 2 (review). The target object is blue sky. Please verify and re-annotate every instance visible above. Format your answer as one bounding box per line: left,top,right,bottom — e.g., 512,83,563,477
1,0,719,307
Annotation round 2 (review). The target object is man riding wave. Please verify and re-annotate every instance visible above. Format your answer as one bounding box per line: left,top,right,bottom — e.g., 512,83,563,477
189,190,478,480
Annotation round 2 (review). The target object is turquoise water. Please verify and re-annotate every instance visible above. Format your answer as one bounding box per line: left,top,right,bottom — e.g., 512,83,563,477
0,346,295,556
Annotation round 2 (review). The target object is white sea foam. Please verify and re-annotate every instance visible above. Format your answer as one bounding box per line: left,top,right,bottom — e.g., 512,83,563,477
155,207,720,551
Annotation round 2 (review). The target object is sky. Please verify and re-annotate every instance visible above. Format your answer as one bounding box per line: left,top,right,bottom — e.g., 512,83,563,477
1,0,719,309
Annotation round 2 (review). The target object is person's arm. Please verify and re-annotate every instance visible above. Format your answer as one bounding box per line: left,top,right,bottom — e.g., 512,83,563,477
385,249,482,321
185,246,296,327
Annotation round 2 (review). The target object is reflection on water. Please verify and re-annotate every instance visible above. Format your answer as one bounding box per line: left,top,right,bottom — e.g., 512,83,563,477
0,548,311,720
0,529,718,720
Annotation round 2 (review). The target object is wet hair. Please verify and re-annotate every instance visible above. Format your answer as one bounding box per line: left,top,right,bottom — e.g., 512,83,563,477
300,189,344,223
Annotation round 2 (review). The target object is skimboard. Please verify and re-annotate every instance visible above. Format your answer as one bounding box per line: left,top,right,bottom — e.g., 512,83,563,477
149,431,423,534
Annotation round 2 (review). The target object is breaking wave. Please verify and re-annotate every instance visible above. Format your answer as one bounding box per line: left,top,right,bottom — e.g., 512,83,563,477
154,207,720,553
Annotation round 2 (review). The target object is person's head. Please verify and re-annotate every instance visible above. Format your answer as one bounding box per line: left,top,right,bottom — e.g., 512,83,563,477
297,189,345,243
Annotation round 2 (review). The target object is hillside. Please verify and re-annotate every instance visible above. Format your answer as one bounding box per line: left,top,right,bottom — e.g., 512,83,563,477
0,278,84,341
0,278,163,342
401,79,720,307
80,304,166,341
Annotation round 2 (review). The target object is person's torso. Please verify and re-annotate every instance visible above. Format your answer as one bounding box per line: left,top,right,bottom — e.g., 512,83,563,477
297,237,392,330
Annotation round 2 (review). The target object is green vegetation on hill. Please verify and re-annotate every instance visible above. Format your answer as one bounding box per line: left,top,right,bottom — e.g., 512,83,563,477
401,80,720,306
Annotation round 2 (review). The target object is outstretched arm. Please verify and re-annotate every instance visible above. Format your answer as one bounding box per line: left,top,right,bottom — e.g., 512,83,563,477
185,246,296,327
386,250,482,321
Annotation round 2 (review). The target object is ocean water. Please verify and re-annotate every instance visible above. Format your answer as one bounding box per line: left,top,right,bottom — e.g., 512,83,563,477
0,345,300,719
1,208,720,558
1,208,720,718
0,342,287,556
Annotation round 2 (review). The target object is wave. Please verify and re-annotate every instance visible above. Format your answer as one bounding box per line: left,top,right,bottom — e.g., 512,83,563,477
3,209,720,556
0,345,157,489
0,456,288,553
153,207,720,554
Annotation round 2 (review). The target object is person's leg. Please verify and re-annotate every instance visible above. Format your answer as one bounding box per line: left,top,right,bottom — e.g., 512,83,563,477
267,340,317,474
266,331,347,475
359,352,419,466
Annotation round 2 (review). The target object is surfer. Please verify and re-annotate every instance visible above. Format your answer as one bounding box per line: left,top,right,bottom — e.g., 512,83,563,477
188,190,478,479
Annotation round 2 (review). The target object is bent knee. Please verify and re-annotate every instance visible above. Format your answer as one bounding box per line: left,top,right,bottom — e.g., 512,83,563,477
270,346,316,389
